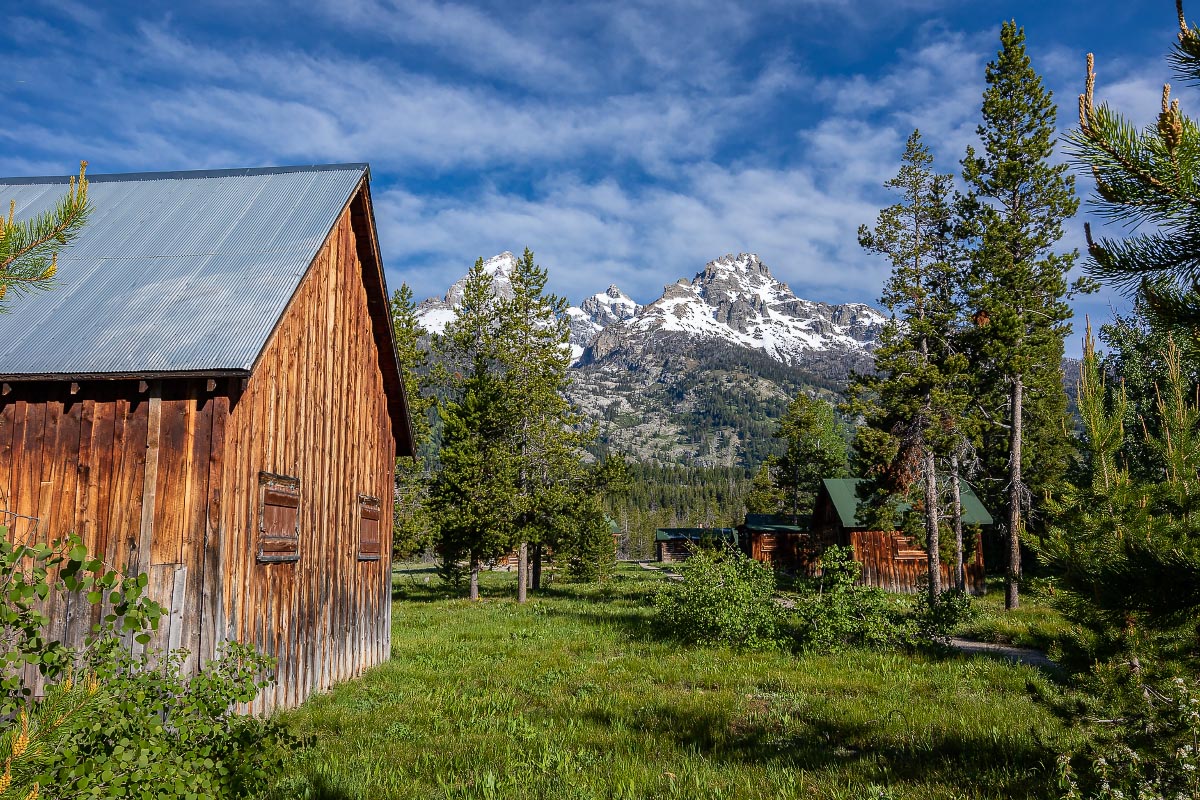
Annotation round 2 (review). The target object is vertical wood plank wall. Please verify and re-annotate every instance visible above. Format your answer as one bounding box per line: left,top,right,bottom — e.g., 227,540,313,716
0,192,397,714
220,200,394,714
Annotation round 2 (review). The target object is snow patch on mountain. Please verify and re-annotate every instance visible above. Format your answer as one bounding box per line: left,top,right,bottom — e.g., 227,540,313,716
565,285,642,362
415,251,884,370
415,251,519,335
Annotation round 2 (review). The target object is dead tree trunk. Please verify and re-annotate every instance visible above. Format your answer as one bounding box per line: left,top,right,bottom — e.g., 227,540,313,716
1006,376,1023,610
469,554,480,602
531,542,543,589
950,452,965,593
924,449,941,600
517,541,528,603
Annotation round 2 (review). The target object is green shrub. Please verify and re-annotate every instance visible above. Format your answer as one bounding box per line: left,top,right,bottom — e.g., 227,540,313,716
794,546,915,652
653,546,779,650
914,588,977,646
0,533,162,713
0,532,298,799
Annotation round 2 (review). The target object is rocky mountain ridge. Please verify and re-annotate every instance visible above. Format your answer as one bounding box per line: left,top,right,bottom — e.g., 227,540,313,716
415,251,886,467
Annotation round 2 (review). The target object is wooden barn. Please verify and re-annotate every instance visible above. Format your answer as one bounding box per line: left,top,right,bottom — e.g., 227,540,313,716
736,514,814,571
812,479,990,595
655,528,738,563
0,164,413,713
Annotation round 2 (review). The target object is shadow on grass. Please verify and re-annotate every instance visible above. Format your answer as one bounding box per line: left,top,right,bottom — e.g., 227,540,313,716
538,605,657,641
583,701,1060,798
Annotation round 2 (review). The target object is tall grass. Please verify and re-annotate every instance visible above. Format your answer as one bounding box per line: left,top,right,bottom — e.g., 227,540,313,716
269,566,1079,799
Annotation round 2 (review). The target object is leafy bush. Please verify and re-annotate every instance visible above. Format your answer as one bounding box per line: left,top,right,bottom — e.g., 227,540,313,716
0,532,297,799
914,588,977,646
653,546,779,650
793,546,915,652
0,534,162,713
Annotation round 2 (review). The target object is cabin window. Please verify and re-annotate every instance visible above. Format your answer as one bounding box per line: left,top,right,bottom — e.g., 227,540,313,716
358,494,382,561
257,472,300,563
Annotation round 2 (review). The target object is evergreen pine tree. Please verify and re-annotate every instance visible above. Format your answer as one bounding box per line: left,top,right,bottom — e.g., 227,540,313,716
774,394,848,520
431,376,516,600
1069,1,1200,326
1041,327,1200,666
959,21,1081,609
0,161,90,309
849,130,967,599
1099,300,1200,479
744,460,784,515
390,283,436,558
430,259,513,599
495,249,594,599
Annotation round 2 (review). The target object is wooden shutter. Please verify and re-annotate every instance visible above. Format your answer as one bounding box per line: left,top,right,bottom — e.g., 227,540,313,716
258,472,300,563
358,494,381,560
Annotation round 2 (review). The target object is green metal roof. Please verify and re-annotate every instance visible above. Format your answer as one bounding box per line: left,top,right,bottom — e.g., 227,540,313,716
821,478,993,528
741,514,810,533
654,528,737,543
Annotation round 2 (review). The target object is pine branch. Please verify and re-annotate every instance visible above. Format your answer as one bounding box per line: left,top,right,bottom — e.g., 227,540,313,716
0,162,91,308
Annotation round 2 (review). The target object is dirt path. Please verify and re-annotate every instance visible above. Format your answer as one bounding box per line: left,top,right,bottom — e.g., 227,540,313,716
948,637,1056,670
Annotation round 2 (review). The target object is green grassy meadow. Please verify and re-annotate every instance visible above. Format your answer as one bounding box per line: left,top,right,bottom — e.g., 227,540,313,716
268,565,1080,800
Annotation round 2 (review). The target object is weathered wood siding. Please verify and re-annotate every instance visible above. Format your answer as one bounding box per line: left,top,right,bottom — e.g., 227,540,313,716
657,539,690,563
220,197,395,714
743,531,821,572
0,379,222,694
849,530,986,596
0,186,398,713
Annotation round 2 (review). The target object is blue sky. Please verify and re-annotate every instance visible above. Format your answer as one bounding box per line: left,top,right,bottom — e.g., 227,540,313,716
1,0,1186,353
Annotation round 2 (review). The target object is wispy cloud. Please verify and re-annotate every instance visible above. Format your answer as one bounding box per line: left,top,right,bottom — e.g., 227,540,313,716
0,0,1178,355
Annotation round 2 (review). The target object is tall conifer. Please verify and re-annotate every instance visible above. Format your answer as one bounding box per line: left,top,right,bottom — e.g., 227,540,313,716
430,259,514,599
496,249,592,600
848,130,966,599
390,284,436,557
959,22,1080,609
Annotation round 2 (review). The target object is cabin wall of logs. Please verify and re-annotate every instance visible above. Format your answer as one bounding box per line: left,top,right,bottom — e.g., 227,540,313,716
0,194,398,714
848,530,986,595
742,519,988,595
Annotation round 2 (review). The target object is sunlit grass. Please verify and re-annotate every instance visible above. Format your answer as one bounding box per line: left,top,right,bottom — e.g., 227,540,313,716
268,565,1080,799
953,579,1076,654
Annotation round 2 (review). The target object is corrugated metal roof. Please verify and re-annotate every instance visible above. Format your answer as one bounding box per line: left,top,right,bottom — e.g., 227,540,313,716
821,478,994,528
0,164,368,378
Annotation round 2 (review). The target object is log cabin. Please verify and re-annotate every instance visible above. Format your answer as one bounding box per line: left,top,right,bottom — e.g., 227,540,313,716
736,513,815,571
0,164,413,713
655,528,738,563
812,478,991,595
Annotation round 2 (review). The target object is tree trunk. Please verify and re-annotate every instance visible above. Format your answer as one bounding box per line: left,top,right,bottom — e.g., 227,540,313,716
517,541,528,603
469,554,480,601
924,449,941,600
1006,376,1023,610
950,452,965,594
532,542,543,590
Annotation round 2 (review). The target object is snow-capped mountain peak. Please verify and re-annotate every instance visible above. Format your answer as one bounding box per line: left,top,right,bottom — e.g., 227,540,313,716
415,251,885,370
587,253,885,366
565,284,641,363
